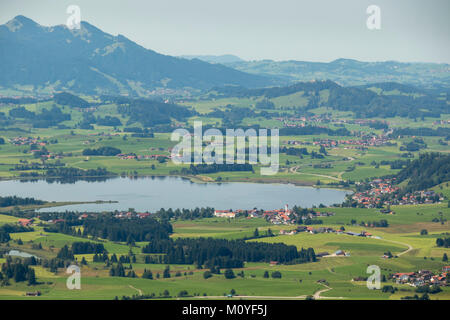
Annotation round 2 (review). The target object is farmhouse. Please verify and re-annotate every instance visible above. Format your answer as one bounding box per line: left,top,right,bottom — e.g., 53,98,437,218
214,210,236,218
279,229,297,235
393,272,415,283
18,218,34,227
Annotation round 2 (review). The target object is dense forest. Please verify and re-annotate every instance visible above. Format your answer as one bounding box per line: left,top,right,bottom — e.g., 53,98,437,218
391,127,450,137
280,146,309,157
70,242,107,254
53,92,90,108
8,106,71,128
394,153,450,192
51,216,173,243
82,146,122,156
118,98,194,127
78,113,122,128
1,256,37,285
279,126,351,136
153,207,215,220
142,237,316,267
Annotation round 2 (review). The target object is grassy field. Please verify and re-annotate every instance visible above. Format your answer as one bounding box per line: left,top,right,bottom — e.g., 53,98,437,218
0,93,449,300
0,202,448,300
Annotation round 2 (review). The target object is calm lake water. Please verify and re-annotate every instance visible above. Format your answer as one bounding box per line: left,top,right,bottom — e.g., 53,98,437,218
0,176,350,212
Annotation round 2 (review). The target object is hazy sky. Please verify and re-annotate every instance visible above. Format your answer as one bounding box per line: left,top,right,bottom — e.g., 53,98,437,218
1,0,449,63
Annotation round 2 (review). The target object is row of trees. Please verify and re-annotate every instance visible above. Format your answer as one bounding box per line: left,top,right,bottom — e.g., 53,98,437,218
82,146,122,156
142,237,315,267
0,196,45,207
436,237,450,248
181,163,254,175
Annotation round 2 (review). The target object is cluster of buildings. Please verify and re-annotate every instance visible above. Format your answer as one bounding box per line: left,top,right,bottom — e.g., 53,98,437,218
352,179,443,208
284,140,312,146
214,205,294,224
32,151,63,160
312,135,393,149
297,211,335,222
392,267,450,287
352,179,399,208
283,135,392,151
292,226,378,239
9,136,47,147
351,179,442,208
262,205,293,224
116,153,171,161
214,206,338,226
87,132,120,137
432,119,450,125
275,114,336,127
18,218,34,227
114,211,152,219
276,116,389,129
117,153,138,160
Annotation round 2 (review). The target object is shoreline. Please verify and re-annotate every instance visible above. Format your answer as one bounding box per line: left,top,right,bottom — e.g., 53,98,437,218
0,173,355,193
0,200,119,213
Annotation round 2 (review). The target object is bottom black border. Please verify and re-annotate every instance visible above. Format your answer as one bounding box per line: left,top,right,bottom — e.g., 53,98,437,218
1,299,446,319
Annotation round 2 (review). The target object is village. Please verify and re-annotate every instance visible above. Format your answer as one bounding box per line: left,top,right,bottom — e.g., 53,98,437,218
284,134,393,150
391,266,450,288
351,178,443,208
9,136,47,147
213,205,378,239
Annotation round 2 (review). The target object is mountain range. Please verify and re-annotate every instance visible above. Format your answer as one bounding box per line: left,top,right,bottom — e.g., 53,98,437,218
0,16,271,96
223,59,450,90
179,54,244,64
0,15,448,97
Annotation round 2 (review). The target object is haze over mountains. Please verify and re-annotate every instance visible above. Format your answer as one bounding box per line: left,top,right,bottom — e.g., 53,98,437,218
0,15,448,97
180,54,244,64
222,58,449,90
0,15,271,96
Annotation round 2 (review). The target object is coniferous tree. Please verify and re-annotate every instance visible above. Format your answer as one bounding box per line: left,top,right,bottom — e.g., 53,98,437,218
163,265,171,278
27,267,36,285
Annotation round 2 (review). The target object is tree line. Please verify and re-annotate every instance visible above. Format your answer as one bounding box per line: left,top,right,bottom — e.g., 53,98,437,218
142,237,316,267
0,196,45,207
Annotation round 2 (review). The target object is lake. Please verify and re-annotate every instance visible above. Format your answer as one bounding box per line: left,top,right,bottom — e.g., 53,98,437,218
0,176,351,212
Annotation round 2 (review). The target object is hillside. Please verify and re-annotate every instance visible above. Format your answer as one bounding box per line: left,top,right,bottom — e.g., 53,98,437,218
224,58,450,89
394,153,450,192
0,16,272,96
209,80,449,119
